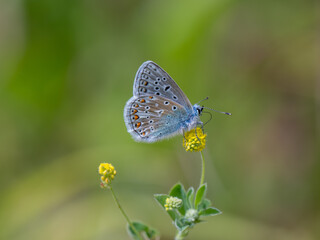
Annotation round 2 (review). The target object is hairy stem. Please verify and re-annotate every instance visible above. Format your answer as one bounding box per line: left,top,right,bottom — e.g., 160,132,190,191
175,227,189,240
200,151,205,186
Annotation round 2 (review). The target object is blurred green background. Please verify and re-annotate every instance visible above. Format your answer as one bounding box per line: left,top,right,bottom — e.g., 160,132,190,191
0,0,318,239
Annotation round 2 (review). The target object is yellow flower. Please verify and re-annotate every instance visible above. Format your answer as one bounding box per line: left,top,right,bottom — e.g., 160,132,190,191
164,196,182,211
183,127,207,152
98,163,117,187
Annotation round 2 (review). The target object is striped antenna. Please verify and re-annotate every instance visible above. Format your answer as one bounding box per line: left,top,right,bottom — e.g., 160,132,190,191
203,106,232,116
196,96,209,105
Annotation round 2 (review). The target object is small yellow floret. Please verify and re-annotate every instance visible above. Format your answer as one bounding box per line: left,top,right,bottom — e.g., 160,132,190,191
183,127,207,152
98,163,117,187
164,196,182,211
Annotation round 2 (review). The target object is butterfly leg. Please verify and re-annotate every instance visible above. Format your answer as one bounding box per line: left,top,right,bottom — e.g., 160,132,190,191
199,121,204,133
195,121,205,141
183,131,187,145
194,127,201,142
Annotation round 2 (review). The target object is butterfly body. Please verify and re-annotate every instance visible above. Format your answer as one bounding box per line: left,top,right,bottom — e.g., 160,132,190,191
124,61,203,143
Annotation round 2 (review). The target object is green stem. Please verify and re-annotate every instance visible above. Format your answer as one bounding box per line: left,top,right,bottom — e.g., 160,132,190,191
175,227,189,240
200,151,205,186
109,186,143,240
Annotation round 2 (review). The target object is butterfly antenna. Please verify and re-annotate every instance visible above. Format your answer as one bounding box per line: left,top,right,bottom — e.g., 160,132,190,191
202,111,213,126
203,106,232,116
196,96,209,105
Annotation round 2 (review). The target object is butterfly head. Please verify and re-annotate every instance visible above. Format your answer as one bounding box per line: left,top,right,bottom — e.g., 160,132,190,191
193,104,204,116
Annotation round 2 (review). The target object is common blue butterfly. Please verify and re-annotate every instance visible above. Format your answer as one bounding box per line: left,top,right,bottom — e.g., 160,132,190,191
124,61,230,143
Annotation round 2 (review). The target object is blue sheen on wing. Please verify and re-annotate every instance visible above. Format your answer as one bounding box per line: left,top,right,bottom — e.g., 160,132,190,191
124,61,201,143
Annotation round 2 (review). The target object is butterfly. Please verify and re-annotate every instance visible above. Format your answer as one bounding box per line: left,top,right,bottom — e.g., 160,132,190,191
124,61,230,143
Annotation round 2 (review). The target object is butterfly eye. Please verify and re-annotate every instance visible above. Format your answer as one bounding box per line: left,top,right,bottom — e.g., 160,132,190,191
149,120,153,123
164,101,169,105
172,106,177,111
145,106,150,110
156,77,161,81
162,77,166,81
154,81,159,85
173,95,178,100
155,87,160,90
164,86,170,91
156,92,160,95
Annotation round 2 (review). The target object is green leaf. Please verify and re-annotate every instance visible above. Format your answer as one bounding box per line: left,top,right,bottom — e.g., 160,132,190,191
175,218,188,232
127,221,158,240
169,183,185,198
169,183,188,215
154,194,179,221
197,198,211,211
199,207,222,217
195,184,207,209
154,194,169,206
186,187,195,209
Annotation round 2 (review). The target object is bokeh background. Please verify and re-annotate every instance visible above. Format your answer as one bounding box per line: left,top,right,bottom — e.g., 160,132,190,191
0,0,318,239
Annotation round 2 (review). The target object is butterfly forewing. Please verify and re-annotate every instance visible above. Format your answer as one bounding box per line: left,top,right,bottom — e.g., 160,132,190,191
124,61,201,142
124,95,193,142
133,61,193,110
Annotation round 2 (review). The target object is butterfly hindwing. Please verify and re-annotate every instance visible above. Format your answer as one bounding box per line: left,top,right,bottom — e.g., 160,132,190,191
124,95,193,142
133,61,193,110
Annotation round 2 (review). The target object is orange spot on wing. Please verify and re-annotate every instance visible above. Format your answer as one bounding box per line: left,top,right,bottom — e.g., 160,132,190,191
140,99,145,103
132,109,138,114
134,115,139,120
142,132,146,136
149,96,153,99
133,104,139,108
135,122,141,128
